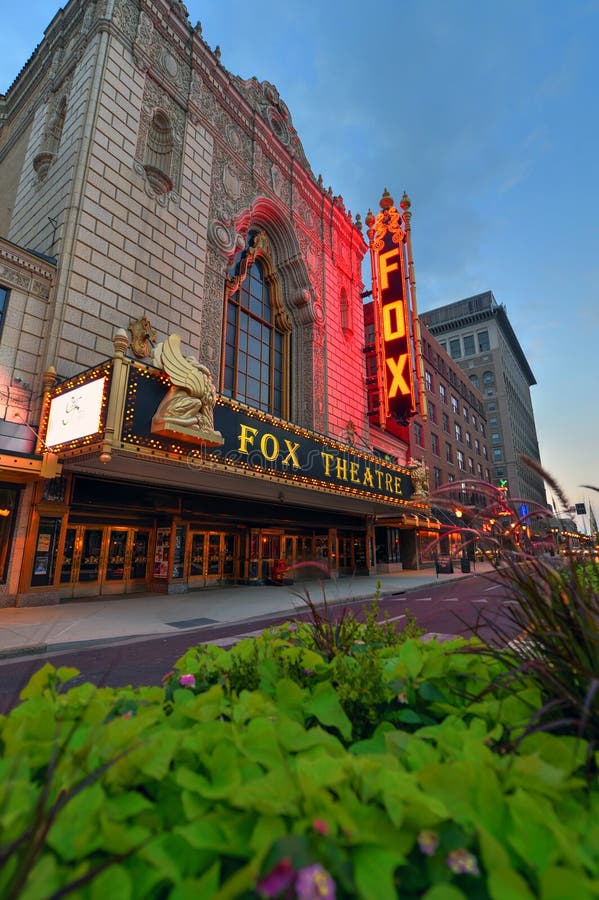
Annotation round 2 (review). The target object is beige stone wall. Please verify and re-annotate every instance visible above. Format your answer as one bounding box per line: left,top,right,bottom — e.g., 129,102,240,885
1,0,369,444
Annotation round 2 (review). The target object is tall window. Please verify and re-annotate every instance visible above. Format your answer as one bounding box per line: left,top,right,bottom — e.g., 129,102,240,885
0,286,8,338
431,432,439,456
224,231,289,417
425,370,433,391
449,338,461,359
478,330,490,351
463,334,475,355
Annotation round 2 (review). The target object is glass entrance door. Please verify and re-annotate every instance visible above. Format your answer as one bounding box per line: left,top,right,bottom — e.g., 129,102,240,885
190,531,237,586
58,525,151,598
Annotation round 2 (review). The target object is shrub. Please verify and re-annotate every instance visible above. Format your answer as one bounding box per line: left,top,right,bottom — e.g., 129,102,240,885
2,636,598,898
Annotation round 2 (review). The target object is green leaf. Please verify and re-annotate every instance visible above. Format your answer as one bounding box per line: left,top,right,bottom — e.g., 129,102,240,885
304,681,352,741
539,866,595,900
422,886,467,899
168,863,221,900
103,791,154,821
399,640,424,678
90,864,133,900
240,718,284,769
488,867,536,900
353,845,403,900
47,782,106,861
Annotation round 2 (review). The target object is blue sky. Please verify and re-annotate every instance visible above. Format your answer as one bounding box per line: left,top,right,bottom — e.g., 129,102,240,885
2,1,598,523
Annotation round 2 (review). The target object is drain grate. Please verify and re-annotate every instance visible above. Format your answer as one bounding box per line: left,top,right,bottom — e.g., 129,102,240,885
166,617,219,629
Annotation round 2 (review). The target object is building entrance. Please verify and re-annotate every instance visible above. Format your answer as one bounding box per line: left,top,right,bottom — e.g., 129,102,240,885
188,531,237,587
59,525,151,598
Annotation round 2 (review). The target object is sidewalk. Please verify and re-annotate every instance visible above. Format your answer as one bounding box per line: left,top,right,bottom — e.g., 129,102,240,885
0,563,494,660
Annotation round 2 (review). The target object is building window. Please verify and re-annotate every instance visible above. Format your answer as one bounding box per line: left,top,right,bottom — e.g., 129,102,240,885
468,457,474,474
469,374,479,389
428,401,436,424
493,447,503,461
0,485,21,583
474,438,480,454
478,330,490,352
0,286,8,337
457,450,465,470
483,445,488,458
224,231,290,417
449,338,461,359
434,466,442,488
480,423,486,437
483,371,494,386
451,395,458,414
431,432,439,456
442,412,450,433
463,334,475,355
425,370,433,391
445,443,453,463
465,432,471,448
439,341,447,352
477,462,483,477
414,421,424,448
491,432,500,443
439,383,447,403
455,423,462,442
447,473,455,483
472,414,478,429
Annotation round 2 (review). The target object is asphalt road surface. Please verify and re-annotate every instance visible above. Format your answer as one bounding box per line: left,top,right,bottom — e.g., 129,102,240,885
0,570,521,715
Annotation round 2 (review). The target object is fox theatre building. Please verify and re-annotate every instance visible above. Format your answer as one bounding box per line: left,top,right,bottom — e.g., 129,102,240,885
19,328,426,604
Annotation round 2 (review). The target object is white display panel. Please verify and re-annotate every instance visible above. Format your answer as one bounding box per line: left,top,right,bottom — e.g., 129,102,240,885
45,377,106,448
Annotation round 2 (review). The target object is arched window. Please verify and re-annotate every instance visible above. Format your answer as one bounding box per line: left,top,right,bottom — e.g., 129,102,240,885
144,111,174,194
223,231,290,417
483,370,494,386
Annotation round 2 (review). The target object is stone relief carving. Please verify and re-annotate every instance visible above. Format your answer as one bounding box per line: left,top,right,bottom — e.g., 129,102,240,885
152,334,223,446
112,0,138,41
31,280,51,299
0,265,30,290
135,76,185,194
128,315,156,359
408,458,430,499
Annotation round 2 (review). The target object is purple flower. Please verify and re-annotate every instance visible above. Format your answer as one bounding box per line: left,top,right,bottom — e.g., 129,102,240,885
417,830,439,856
257,858,295,897
178,673,196,688
446,849,480,876
295,863,336,899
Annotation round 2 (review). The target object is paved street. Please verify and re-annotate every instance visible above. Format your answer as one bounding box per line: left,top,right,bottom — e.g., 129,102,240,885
0,563,526,715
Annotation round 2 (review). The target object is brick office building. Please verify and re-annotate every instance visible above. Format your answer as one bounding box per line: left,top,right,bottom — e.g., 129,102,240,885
0,0,426,605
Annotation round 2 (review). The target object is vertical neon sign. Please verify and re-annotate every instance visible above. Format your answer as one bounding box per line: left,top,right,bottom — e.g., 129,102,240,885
366,190,417,426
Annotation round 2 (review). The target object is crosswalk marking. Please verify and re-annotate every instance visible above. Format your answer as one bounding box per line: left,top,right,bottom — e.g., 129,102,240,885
441,597,459,602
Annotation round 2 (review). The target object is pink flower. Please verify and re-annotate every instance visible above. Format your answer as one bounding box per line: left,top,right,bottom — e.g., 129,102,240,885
312,818,329,836
179,673,196,688
257,858,295,897
121,710,133,719
446,849,480,876
417,830,439,856
295,863,336,899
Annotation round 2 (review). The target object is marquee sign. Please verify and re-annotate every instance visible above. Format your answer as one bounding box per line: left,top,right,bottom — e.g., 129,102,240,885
366,192,417,426
44,367,111,451
122,368,415,505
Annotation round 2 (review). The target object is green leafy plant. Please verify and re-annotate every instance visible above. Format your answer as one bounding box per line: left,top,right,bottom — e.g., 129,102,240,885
470,463,599,774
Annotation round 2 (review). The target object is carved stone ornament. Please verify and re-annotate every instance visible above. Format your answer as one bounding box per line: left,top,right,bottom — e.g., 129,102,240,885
151,334,224,447
128,315,156,359
408,457,430,499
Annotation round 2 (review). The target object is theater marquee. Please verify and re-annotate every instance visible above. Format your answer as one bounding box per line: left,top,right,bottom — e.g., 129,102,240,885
122,366,415,504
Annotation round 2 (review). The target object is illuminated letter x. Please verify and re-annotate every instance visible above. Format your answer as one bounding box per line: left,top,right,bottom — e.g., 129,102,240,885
386,353,410,397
